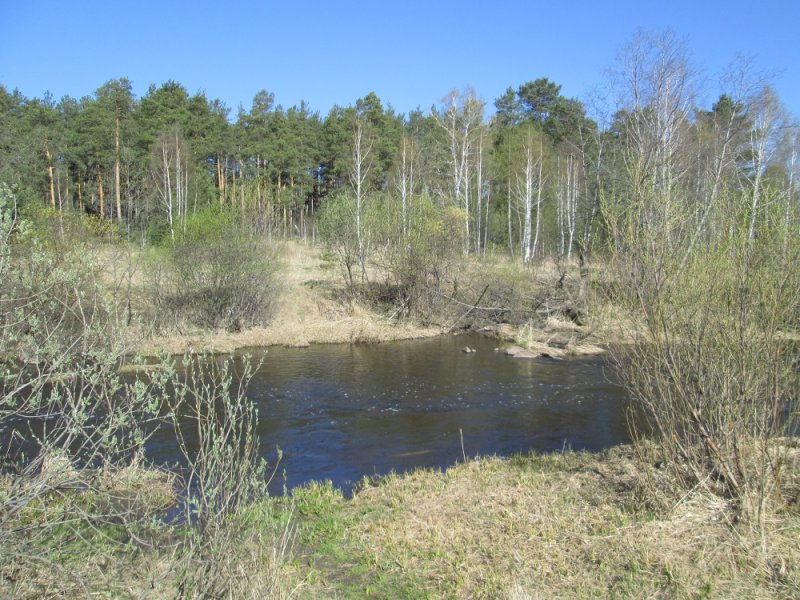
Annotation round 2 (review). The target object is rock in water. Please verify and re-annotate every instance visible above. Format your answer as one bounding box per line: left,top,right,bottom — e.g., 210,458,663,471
504,345,540,359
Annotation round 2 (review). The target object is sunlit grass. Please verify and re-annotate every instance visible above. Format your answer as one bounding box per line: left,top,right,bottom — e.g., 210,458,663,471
276,449,800,598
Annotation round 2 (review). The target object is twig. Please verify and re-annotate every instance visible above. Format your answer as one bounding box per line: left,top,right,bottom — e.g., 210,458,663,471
690,407,741,495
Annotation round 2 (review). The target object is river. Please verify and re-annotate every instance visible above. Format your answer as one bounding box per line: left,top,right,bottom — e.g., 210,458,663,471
146,333,631,495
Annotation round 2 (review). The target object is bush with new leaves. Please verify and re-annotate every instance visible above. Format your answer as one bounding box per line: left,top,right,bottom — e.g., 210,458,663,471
150,206,280,332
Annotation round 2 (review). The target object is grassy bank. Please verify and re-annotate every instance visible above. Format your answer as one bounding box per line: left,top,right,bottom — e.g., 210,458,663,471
248,448,800,598
130,240,614,358
7,448,797,598
131,241,443,355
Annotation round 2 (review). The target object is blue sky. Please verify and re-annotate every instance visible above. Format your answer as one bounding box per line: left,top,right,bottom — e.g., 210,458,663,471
1,0,798,121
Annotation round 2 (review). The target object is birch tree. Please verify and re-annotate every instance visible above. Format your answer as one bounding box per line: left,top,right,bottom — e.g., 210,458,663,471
350,113,374,280
557,152,580,259
433,89,485,254
152,125,190,241
745,85,788,243
517,128,545,263
395,133,415,239
614,29,696,237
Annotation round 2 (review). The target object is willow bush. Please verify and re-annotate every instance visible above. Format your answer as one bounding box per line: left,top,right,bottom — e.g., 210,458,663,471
607,182,800,528
148,206,281,332
0,185,291,597
0,183,169,595
372,194,464,318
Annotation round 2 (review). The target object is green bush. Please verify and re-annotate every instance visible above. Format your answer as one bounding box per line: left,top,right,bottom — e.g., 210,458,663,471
380,199,463,316
0,189,119,364
317,193,360,289
149,206,280,332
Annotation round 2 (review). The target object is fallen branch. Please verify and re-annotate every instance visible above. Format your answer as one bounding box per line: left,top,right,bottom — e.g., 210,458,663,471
436,288,508,313
446,284,492,332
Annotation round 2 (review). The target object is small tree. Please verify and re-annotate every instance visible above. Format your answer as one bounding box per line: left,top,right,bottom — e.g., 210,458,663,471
318,193,360,291
375,192,463,317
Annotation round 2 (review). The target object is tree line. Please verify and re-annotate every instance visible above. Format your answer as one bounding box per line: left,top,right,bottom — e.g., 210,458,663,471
2,34,793,261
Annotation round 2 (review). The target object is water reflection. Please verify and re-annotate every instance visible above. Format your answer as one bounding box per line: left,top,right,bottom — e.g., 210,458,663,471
146,333,630,495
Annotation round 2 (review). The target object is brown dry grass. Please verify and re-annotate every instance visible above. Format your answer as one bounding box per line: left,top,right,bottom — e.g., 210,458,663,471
9,447,800,600
116,239,641,359
131,241,443,355
290,449,800,598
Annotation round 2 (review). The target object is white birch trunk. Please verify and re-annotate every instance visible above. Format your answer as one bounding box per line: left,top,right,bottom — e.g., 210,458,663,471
532,143,544,260
520,140,534,263
162,139,174,241
351,117,373,281
475,134,484,254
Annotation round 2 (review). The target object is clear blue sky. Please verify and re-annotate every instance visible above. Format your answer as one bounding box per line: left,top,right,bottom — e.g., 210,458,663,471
1,0,798,121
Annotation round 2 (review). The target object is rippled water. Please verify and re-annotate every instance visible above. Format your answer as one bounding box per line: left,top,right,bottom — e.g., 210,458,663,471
146,333,631,495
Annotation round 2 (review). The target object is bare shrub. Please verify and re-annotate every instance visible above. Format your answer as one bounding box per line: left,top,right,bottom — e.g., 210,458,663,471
608,186,800,530
603,35,800,537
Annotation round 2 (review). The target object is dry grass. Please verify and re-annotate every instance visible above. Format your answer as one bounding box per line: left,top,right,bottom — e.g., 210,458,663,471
120,240,641,359
508,316,607,358
131,241,443,355
288,449,800,598
0,462,299,599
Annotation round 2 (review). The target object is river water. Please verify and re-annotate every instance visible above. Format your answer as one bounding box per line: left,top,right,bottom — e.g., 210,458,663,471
145,333,631,495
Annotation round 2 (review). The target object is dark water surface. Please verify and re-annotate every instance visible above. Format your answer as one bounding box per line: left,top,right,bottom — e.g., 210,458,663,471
146,333,631,495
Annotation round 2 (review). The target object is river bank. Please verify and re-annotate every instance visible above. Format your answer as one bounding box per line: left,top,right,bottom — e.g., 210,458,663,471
271,446,800,598
86,241,800,599
131,241,617,358
9,446,796,598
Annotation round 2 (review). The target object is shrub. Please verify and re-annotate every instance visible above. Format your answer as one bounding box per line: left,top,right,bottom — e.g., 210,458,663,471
150,206,280,332
317,193,360,290
0,183,170,595
607,183,800,528
0,187,292,597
